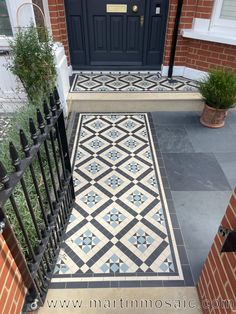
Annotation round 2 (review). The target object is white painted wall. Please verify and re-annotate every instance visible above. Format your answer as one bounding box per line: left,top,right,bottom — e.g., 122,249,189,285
54,44,70,116
0,44,69,116
0,54,18,91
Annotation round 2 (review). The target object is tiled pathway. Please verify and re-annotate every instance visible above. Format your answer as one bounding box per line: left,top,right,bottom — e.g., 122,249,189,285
71,72,198,92
52,113,193,288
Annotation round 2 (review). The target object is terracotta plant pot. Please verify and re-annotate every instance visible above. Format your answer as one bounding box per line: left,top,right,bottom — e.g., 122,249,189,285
200,104,228,128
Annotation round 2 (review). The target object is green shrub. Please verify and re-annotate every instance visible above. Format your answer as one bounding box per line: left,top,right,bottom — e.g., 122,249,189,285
9,24,56,105
199,69,236,109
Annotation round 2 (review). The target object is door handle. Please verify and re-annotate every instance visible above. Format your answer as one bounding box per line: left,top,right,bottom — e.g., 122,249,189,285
132,5,138,12
140,15,144,27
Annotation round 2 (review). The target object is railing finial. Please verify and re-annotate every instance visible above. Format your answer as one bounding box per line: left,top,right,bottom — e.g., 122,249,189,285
9,142,21,171
53,87,61,110
29,118,38,145
0,161,10,189
20,129,30,157
43,100,51,125
37,109,45,134
49,93,57,117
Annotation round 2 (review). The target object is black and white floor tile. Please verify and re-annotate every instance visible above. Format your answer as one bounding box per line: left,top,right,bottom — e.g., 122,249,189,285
51,113,192,288
71,72,199,92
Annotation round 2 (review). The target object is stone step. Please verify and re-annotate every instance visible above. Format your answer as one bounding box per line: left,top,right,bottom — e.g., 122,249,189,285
37,287,202,314
67,92,204,112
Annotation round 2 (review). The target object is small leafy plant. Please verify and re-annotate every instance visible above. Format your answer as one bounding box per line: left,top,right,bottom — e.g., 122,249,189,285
9,24,57,105
199,69,236,109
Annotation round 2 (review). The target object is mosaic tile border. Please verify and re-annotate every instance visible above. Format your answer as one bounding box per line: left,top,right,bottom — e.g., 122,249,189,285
70,72,199,93
51,113,194,288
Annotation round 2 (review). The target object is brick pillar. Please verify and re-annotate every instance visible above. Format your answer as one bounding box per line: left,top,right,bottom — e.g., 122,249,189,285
0,235,27,314
48,0,71,64
197,189,236,314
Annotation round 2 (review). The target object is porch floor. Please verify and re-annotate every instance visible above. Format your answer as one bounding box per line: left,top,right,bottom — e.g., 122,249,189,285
70,72,199,93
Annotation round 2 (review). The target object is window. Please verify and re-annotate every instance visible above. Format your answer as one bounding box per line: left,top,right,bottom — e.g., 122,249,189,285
211,0,236,32
220,0,236,21
0,0,12,36
181,0,236,46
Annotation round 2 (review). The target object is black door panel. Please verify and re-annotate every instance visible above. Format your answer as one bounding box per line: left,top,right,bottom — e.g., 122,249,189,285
65,0,169,69
87,0,145,65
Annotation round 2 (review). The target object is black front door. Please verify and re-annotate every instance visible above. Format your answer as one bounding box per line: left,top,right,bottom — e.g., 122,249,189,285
87,0,145,66
65,0,169,69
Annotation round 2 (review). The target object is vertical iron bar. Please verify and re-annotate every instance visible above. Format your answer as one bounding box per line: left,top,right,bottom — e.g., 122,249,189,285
50,95,67,182
29,119,59,255
37,152,54,215
29,164,49,227
20,130,49,228
29,118,54,216
168,0,184,80
46,243,53,262
20,178,42,241
44,101,70,223
9,142,42,242
9,195,37,263
37,109,59,203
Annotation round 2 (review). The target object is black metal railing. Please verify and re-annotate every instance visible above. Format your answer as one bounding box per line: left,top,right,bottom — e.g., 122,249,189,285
0,88,75,311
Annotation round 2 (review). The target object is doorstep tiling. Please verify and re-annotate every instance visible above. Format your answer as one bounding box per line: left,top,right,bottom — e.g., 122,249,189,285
71,72,199,92
52,113,192,288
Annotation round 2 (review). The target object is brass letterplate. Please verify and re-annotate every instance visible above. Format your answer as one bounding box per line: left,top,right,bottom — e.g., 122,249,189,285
106,4,127,13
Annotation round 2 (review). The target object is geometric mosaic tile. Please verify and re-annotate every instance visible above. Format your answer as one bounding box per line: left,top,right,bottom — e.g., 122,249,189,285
119,135,145,153
120,221,167,261
99,170,129,195
119,184,156,213
95,202,134,235
119,157,150,180
76,185,110,213
100,146,128,165
71,72,199,93
52,113,184,286
80,157,110,180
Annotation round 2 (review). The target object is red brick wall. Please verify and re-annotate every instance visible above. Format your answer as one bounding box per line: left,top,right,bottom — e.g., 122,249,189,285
0,234,27,314
185,41,236,72
163,0,236,72
48,0,70,64
197,189,236,314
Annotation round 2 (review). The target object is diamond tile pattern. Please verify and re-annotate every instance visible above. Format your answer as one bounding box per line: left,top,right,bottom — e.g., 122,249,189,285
53,114,183,285
71,72,198,92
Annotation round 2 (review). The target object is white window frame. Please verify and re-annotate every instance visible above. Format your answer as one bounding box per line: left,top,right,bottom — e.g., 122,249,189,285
181,0,236,46
210,0,236,35
0,0,36,49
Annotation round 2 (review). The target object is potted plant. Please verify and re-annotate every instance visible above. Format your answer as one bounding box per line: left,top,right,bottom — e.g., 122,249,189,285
199,68,236,128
